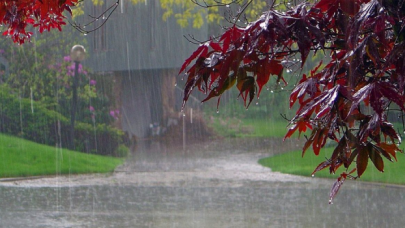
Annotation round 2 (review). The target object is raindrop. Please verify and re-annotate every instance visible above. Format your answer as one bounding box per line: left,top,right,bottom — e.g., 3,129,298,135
83,32,88,36
256,102,259,105
329,199,333,204
174,83,177,87
183,113,186,117
102,15,106,20
226,4,230,7
312,174,315,177
271,90,274,93
216,110,219,114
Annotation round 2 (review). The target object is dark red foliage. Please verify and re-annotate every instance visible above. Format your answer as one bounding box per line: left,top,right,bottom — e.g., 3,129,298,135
0,0,78,44
180,0,405,202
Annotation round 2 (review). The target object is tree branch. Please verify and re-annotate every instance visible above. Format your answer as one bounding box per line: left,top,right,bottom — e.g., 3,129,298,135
69,0,120,35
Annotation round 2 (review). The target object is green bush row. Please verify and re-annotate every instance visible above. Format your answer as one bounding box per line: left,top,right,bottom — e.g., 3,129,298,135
0,86,128,157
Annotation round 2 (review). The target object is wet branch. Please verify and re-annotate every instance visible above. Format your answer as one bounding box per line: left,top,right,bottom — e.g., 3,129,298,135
69,0,120,35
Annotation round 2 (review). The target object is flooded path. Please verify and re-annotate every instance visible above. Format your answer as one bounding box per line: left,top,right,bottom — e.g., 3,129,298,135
1,138,405,227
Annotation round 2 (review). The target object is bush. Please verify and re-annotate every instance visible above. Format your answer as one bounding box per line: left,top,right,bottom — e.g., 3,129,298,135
73,123,128,156
114,144,129,157
0,86,127,156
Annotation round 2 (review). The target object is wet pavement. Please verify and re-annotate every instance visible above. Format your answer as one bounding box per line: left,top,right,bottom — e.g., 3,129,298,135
1,138,405,227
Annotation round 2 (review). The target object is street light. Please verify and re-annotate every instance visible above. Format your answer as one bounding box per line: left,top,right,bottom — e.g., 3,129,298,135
69,45,86,150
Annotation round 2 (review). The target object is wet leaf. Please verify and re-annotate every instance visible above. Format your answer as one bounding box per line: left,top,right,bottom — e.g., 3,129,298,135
179,44,208,74
237,76,256,107
289,75,319,107
0,0,79,43
350,81,405,118
204,52,222,68
381,122,401,144
368,145,384,172
220,26,244,52
329,169,356,204
296,85,340,119
293,20,312,67
329,137,348,172
329,175,346,204
379,142,402,161
301,127,328,157
364,36,381,66
256,59,283,97
201,74,236,108
284,118,312,140
312,160,331,176
356,145,369,177
209,42,222,52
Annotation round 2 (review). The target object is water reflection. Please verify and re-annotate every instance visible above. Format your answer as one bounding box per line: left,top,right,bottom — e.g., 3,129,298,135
1,139,404,227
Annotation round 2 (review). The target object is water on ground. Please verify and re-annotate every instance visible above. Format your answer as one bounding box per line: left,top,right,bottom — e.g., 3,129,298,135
1,138,404,227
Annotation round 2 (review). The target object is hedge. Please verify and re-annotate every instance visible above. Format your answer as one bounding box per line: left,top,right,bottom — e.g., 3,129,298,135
0,86,128,156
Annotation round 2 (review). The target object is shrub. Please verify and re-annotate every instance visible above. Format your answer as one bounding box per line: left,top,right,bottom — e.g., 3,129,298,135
0,86,127,156
73,123,128,156
114,144,130,158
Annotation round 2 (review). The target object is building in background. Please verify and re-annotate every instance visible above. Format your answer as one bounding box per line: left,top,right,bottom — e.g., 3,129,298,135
83,0,208,138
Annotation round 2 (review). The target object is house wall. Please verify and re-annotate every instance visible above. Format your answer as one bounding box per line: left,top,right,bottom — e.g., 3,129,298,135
119,69,162,138
80,1,210,138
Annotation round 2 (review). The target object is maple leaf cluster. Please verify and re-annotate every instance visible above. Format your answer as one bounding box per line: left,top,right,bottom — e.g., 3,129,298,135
180,0,405,202
0,0,78,44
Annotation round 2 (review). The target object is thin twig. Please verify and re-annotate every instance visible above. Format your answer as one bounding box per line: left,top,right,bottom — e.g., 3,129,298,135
69,0,119,35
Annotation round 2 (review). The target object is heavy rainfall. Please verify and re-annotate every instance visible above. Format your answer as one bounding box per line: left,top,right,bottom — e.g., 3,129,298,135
1,0,405,227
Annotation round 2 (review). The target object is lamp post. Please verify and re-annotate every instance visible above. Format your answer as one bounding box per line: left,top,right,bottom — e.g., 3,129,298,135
69,45,86,150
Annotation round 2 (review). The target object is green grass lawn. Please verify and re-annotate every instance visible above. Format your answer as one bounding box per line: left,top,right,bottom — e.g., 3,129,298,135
259,147,405,185
208,115,405,185
0,134,124,178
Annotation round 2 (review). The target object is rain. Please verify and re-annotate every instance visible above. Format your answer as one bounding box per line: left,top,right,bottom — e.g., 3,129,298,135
1,0,405,227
